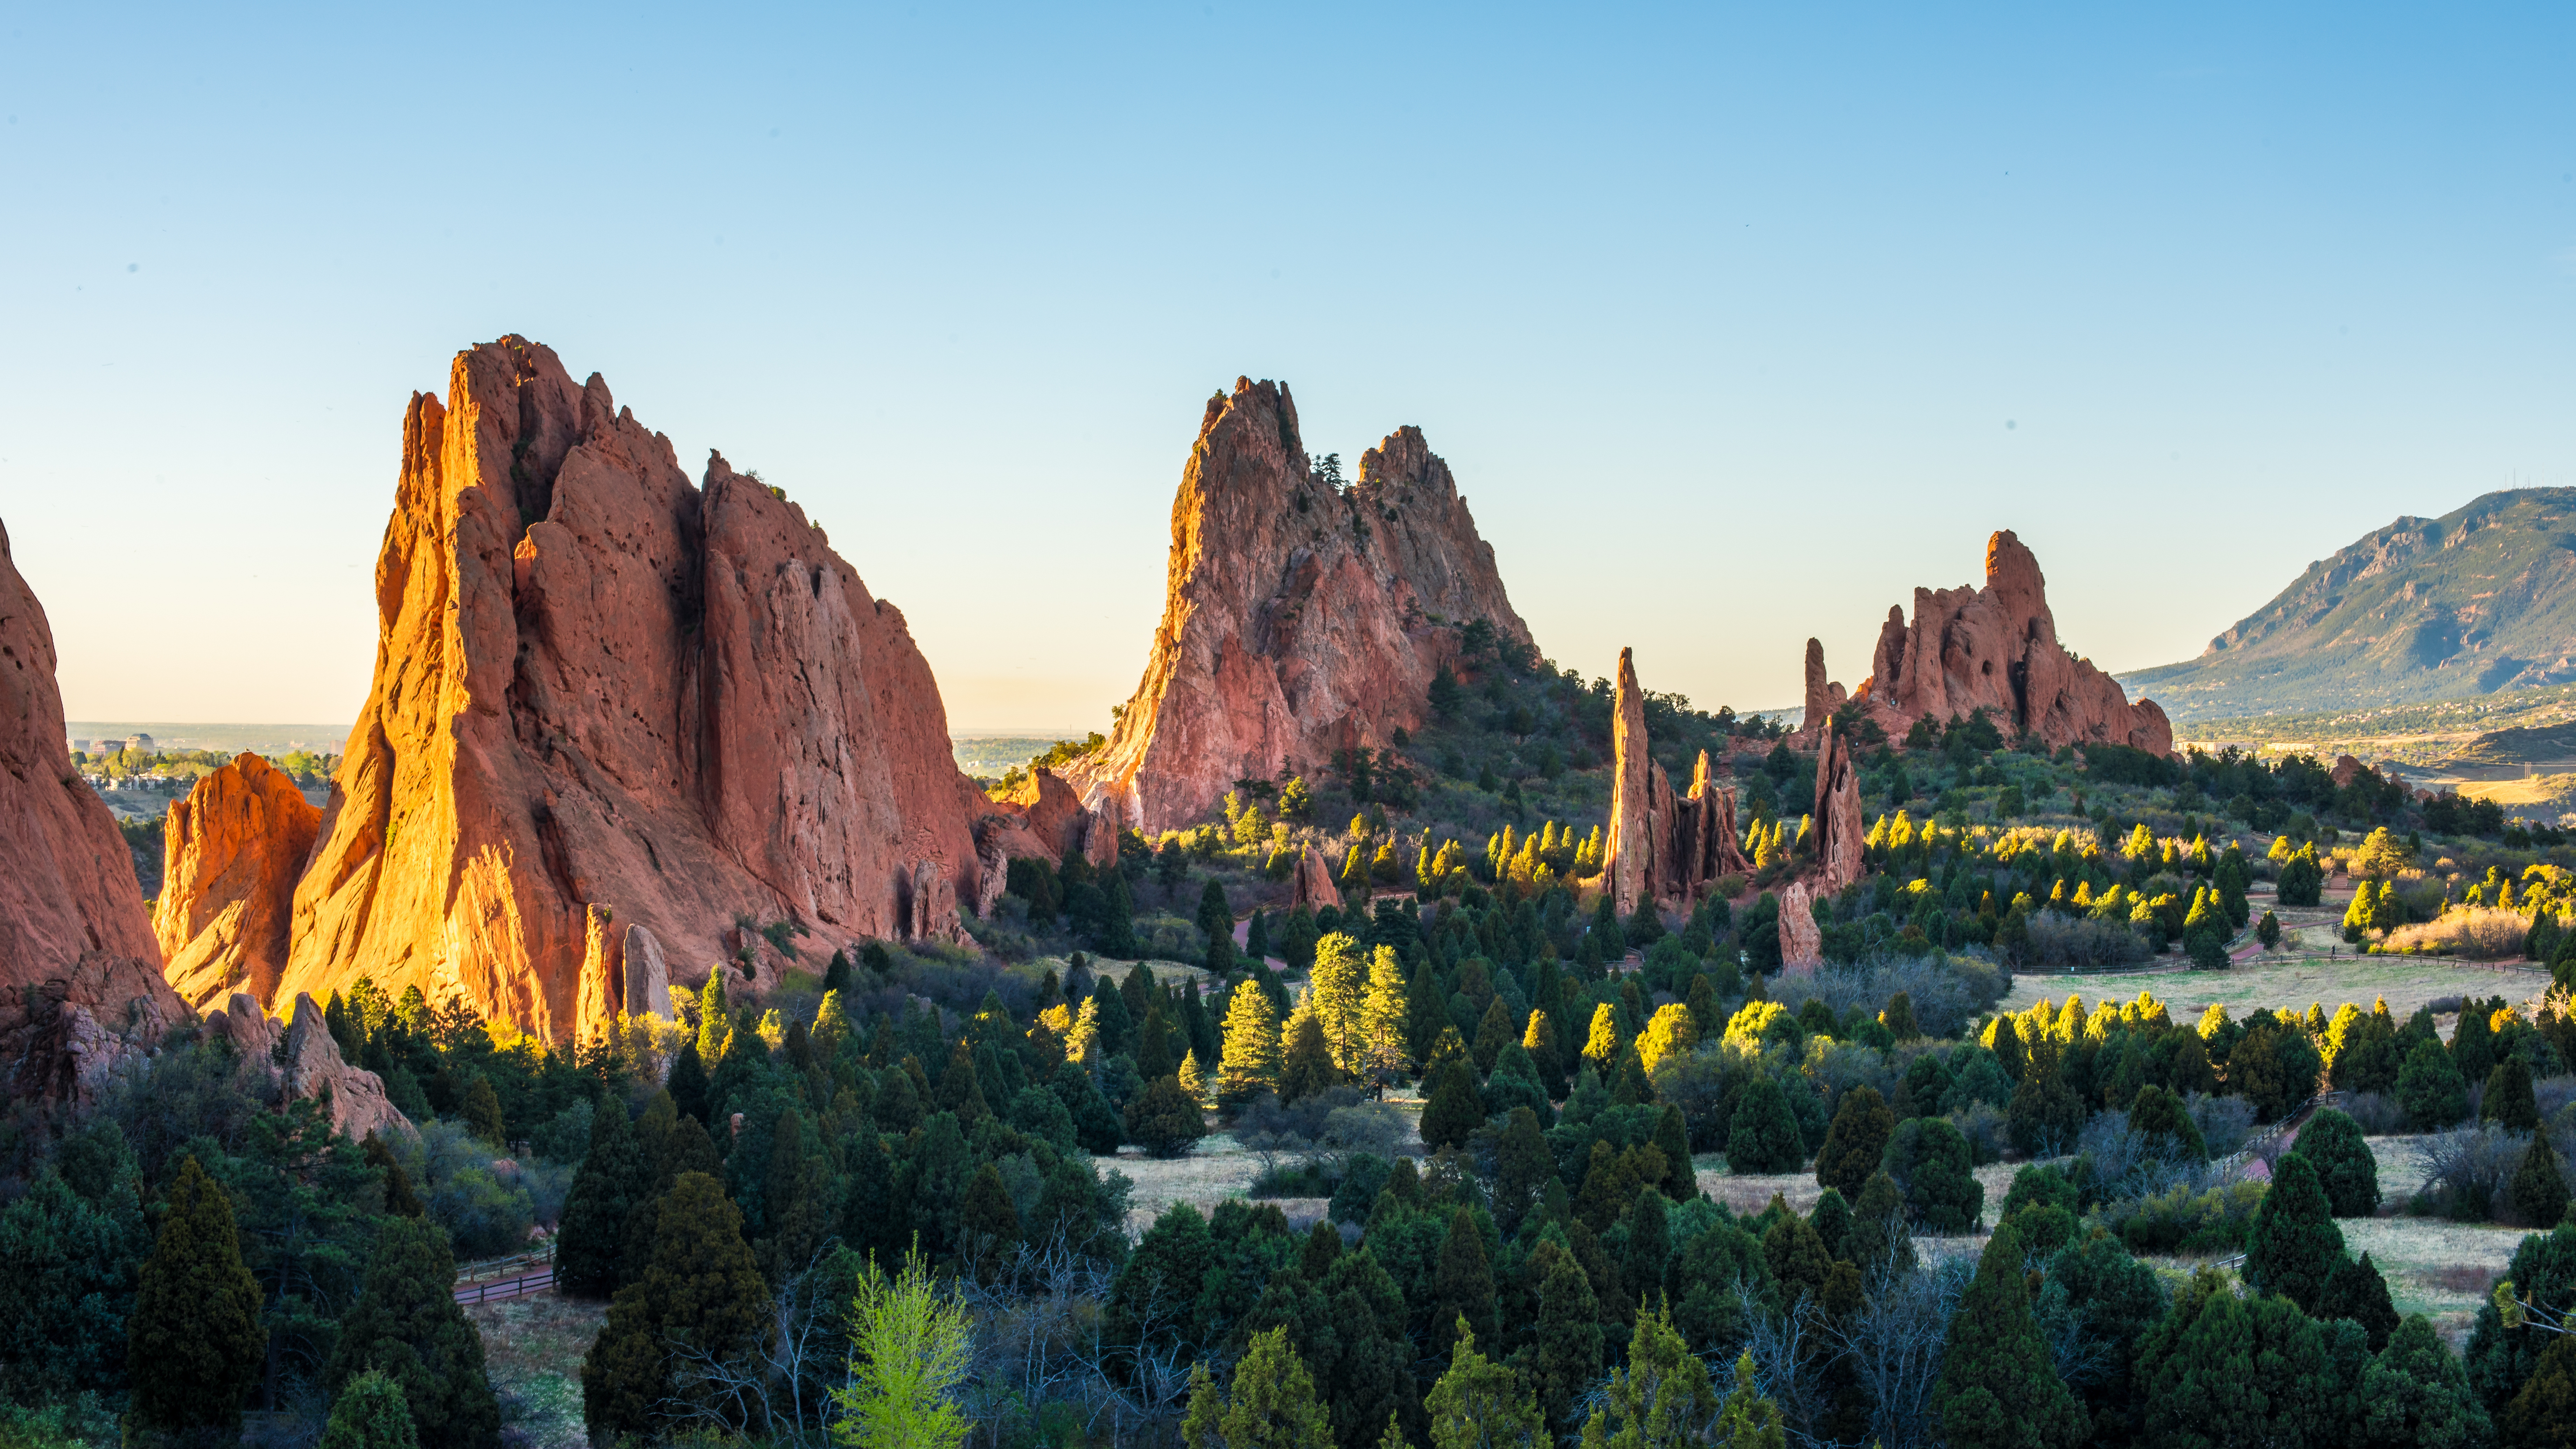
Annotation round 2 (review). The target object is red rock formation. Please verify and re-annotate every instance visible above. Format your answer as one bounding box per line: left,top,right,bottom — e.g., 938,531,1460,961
1290,844,1339,910
265,337,990,1039
1603,649,1756,913
1063,384,1530,835
205,992,411,1141
1795,638,1847,741
1809,723,1865,897
1777,882,1822,971
2330,754,2366,788
0,516,187,1099
1838,530,2172,755
156,753,322,1010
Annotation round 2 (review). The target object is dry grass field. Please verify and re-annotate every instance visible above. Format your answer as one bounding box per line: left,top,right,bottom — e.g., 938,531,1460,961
2000,953,2548,1022
468,1291,606,1449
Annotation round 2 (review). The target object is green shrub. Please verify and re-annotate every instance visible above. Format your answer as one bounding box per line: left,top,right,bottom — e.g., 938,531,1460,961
2288,1107,2380,1217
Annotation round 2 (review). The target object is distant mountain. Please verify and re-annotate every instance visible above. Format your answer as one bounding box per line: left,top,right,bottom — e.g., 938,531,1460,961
2126,489,2576,721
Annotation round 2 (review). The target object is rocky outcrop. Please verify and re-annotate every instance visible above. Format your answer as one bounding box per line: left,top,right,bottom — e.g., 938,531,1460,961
2330,754,2366,788
1778,882,1822,971
0,516,187,1099
1810,723,1865,896
205,992,411,1141
1063,384,1530,835
1603,649,1755,914
254,337,989,1040
1290,844,1339,910
1828,530,2172,755
156,753,322,1010
1796,638,1847,739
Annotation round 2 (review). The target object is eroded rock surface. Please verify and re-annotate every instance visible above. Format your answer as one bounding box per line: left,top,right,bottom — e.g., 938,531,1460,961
0,517,186,1099
261,337,988,1039
1778,882,1823,971
1810,723,1865,897
1603,650,1757,913
157,753,322,1010
1064,385,1529,834
204,992,411,1141
1831,530,2172,755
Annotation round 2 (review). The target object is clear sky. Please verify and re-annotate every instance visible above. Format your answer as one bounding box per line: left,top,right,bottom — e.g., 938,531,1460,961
3,4,2570,734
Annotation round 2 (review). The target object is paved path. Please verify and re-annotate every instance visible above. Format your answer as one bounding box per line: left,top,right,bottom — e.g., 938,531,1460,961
454,1267,554,1305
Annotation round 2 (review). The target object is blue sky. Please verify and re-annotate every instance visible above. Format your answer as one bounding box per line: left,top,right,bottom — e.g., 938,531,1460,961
3,3,2569,733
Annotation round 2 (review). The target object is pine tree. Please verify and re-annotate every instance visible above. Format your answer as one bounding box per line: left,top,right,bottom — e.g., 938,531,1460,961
1726,1074,1805,1175
1814,1086,1895,1198
1493,1107,1553,1234
1881,991,1920,1041
581,1172,772,1437
1407,962,1451,1068
1125,1074,1210,1158
2487,1057,2541,1131
1582,1003,1622,1073
1846,1170,1916,1278
462,1073,506,1145
1654,1105,1696,1200
2454,1001,2499,1084
1430,1208,1498,1361
2365,1312,2490,1446
318,1369,420,1449
833,1249,975,1449
1280,1007,1340,1104
2516,1132,2572,1228
1309,933,1370,1072
667,1039,712,1125
2397,1038,2469,1129
1421,1322,1542,1449
1932,1219,2088,1448
1181,1325,1333,1449
2288,1106,2378,1216
1216,985,1282,1110
1583,1301,1720,1446
1420,1060,1485,1152
1359,946,1413,1080
960,1162,1022,1278
327,1216,501,1448
2243,1152,2345,1312
557,1101,645,1297
126,1154,266,1436
2502,1329,2576,1447
1528,1241,1602,1437
2315,1250,2400,1351
1885,1116,1983,1233
363,1130,424,1217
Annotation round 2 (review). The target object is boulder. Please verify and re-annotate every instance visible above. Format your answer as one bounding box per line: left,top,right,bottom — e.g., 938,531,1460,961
1290,844,1339,910
270,338,993,1038
156,752,322,1010
0,516,187,1100
1842,530,2172,755
204,991,411,1142
1063,387,1531,835
1778,882,1823,971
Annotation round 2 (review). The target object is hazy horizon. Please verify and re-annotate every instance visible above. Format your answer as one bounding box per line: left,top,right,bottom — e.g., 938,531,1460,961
6,3,2568,732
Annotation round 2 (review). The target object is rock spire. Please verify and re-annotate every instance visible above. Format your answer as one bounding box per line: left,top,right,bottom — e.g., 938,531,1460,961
200,336,999,1041
1063,382,1529,835
0,517,188,1099
1602,648,1753,914
157,753,322,1010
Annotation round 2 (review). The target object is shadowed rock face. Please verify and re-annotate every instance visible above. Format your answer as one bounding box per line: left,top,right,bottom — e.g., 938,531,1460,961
1064,380,1528,835
1603,648,1754,914
158,752,322,1009
260,337,990,1039
0,517,187,1098
1834,530,2173,756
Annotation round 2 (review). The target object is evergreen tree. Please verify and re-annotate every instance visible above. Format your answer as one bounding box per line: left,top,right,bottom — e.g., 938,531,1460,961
2455,1001,2500,1085
557,1101,646,1296
1126,1073,1211,1158
2503,1332,2576,1448
1932,1219,2088,1449
1881,991,1920,1041
2315,1251,2401,1352
362,1131,424,1217
1407,962,1451,1070
1216,984,1283,1110
1654,1105,1695,1200
667,1039,712,1125
1309,933,1370,1072
1807,1187,1851,1263
2364,1313,2490,1447
1814,1086,1894,1198
1181,1325,1333,1449
462,1073,506,1145
959,1162,1022,1279
318,1370,420,1449
1493,1107,1553,1234
126,1155,265,1437
2515,1132,2572,1228
1280,1008,1340,1104
1421,1323,1543,1449
833,1248,975,1449
1726,1074,1804,1174
2289,1107,2380,1216
1846,1171,1916,1279
2397,1038,2469,1129
2487,1057,2541,1131
326,1216,500,1449
1528,1241,1603,1436
1430,1208,1498,1362
1359,946,1413,1079
2244,1152,2345,1313
582,1172,772,1437
2137,1269,2368,1447
1582,1301,1720,1446
2129,1083,2210,1163
1884,1116,1983,1232
1420,1059,1485,1152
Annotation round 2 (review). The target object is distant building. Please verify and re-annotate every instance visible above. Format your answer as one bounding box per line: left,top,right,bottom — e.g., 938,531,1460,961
126,733,154,753
67,738,90,755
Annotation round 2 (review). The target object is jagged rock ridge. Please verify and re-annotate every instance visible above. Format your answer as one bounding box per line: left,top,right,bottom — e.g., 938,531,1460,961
1064,379,1530,835
158,752,322,1010
0,517,189,1098
1602,648,1752,914
1807,530,2172,756
194,336,1001,1041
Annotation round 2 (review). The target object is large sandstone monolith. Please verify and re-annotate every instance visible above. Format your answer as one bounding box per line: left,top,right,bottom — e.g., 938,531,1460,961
1602,650,1758,913
156,753,322,1010
257,337,991,1039
1778,882,1823,971
1809,722,1865,897
1795,638,1849,742
0,517,189,1100
1062,385,1530,834
1834,531,2171,755
1290,845,1339,910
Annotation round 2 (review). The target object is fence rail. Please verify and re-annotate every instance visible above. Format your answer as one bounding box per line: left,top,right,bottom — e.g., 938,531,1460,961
454,1268,554,1306
2214,1089,2347,1178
